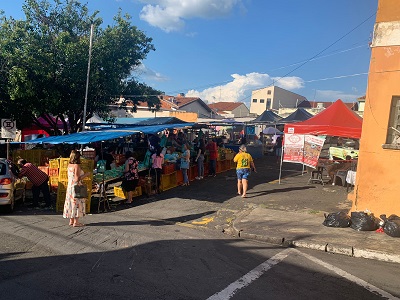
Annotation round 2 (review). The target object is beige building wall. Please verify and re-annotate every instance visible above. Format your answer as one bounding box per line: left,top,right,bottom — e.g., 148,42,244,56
250,86,307,115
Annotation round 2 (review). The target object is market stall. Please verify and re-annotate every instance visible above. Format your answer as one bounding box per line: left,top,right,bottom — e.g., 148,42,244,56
12,120,237,212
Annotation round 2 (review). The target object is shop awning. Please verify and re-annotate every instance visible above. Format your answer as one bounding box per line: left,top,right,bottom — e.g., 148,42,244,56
12,123,196,144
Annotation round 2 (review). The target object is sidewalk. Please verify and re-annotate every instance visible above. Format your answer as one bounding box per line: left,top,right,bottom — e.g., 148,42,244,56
232,204,400,264
207,156,400,264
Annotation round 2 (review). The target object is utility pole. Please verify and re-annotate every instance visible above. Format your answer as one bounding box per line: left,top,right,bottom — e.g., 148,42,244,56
82,23,94,132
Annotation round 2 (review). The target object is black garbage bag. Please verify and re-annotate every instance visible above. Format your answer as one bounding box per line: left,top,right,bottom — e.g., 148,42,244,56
350,211,380,231
380,214,400,237
322,212,351,228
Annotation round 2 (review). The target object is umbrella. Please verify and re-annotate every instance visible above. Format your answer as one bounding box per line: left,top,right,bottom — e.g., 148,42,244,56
263,127,282,135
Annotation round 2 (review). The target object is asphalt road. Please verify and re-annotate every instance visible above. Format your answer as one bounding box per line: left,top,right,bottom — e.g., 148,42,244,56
1,155,398,299
1,211,399,300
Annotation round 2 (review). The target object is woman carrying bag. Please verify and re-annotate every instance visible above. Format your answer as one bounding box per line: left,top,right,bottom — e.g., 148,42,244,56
63,150,90,227
181,143,190,186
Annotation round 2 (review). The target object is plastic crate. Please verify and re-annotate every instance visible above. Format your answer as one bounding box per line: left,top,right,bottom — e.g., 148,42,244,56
162,163,176,175
49,159,60,169
49,168,59,177
58,169,68,181
80,159,94,171
114,186,142,198
176,170,183,185
59,158,70,169
57,180,68,193
161,172,177,191
189,165,198,181
230,160,236,170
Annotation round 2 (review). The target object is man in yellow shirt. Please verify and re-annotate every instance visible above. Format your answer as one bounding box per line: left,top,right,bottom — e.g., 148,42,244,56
233,145,256,198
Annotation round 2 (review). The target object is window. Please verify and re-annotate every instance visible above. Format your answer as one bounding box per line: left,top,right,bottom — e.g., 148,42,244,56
267,99,271,108
252,99,257,103
260,99,265,103
384,96,400,148
267,90,272,95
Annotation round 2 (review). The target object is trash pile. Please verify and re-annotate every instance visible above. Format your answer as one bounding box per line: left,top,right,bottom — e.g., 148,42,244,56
322,210,400,238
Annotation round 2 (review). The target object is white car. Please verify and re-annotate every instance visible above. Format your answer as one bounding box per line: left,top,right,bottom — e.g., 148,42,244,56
0,158,25,212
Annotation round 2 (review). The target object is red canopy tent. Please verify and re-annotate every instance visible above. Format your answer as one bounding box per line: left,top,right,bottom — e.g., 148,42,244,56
284,99,362,139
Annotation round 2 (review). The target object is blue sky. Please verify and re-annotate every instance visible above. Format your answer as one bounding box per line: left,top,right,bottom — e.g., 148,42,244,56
2,0,378,107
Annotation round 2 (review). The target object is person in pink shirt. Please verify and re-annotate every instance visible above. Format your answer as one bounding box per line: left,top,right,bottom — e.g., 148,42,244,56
151,148,164,193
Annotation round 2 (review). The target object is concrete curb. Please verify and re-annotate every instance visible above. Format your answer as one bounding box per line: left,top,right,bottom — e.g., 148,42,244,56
230,209,400,265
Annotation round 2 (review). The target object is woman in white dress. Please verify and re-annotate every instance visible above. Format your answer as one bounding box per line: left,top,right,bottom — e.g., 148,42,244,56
63,150,90,227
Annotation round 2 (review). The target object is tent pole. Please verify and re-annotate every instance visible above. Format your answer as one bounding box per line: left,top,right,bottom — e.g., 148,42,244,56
278,144,283,184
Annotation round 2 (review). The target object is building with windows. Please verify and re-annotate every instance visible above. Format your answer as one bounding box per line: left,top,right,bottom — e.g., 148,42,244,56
250,86,308,115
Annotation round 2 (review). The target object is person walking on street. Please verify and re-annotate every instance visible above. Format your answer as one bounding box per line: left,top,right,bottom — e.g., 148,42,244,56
206,138,218,177
18,158,52,208
63,150,91,227
233,145,256,198
195,138,206,180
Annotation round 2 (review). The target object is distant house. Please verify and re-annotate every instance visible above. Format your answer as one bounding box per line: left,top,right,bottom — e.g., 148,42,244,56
250,86,308,115
160,94,216,119
107,95,198,122
208,102,250,118
357,95,366,115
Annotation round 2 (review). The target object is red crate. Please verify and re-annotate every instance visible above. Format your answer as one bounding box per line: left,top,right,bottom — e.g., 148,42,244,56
176,170,183,185
162,163,176,175
49,168,59,177
189,165,197,181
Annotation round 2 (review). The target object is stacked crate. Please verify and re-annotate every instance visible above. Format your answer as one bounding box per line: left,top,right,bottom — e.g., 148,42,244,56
12,149,57,166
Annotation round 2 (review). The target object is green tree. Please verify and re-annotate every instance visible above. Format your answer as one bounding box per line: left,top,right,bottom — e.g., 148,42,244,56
0,0,162,134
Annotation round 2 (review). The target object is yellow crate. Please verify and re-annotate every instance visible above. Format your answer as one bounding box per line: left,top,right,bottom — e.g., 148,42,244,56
114,186,142,198
59,158,70,169
50,176,59,186
49,159,59,168
59,169,68,181
57,191,91,213
57,180,68,193
114,186,126,198
56,200,65,213
161,172,177,191
81,159,94,170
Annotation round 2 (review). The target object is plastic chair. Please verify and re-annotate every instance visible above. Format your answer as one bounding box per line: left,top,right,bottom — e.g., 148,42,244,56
308,166,325,185
333,170,348,186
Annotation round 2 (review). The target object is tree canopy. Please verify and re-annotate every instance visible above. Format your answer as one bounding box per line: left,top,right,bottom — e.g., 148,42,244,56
0,0,162,134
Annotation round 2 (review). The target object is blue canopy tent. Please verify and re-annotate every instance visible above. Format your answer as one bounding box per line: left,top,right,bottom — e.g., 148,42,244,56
12,123,196,144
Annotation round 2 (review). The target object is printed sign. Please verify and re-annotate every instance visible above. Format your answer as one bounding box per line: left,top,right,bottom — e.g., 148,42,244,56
283,133,304,164
303,135,326,168
1,119,16,139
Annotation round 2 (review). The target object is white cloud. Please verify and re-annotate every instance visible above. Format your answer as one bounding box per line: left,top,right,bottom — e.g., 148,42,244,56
315,89,360,103
133,63,168,82
138,0,243,32
185,72,304,104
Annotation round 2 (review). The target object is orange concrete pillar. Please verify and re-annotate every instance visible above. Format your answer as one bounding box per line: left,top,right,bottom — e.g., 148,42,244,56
350,0,400,216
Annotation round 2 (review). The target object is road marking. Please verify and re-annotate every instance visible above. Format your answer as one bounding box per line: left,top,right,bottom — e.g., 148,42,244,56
207,248,399,300
192,217,214,225
206,248,292,300
294,249,400,300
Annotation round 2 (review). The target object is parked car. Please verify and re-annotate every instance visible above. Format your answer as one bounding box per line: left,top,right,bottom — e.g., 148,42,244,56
0,158,25,212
